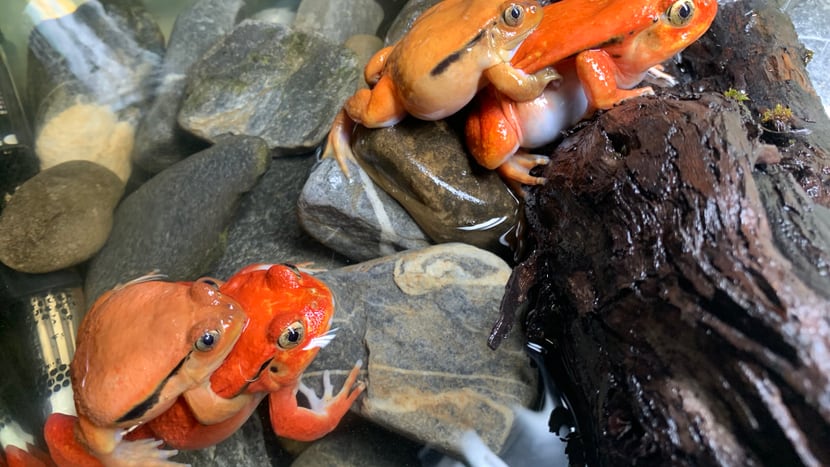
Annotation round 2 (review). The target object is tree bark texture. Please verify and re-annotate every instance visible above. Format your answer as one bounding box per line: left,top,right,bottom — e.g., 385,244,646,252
493,1,830,465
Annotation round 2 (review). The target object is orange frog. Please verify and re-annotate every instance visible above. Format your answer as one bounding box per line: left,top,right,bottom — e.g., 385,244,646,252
465,0,718,185
143,263,363,449
325,0,561,175
43,275,247,467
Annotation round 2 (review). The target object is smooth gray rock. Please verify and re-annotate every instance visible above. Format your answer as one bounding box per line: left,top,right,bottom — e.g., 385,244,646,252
291,420,422,466
85,135,270,302
383,0,441,44
298,156,431,263
306,244,538,457
211,153,351,280
294,0,385,44
133,0,245,174
0,161,123,273
178,20,361,153
353,119,520,258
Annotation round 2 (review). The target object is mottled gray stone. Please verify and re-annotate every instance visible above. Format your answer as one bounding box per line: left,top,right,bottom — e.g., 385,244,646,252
178,21,361,153
294,0,385,44
307,244,537,457
133,0,245,174
211,153,351,280
298,155,430,263
85,135,270,302
291,420,422,467
353,119,520,257
0,161,123,273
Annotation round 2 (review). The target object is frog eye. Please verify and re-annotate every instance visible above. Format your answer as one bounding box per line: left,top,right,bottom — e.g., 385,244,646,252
666,0,695,27
194,330,220,352
502,4,525,27
277,321,305,349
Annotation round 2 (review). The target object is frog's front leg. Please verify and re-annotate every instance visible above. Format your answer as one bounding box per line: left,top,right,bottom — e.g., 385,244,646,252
74,417,184,467
268,361,365,442
576,50,654,109
484,63,560,103
181,383,256,426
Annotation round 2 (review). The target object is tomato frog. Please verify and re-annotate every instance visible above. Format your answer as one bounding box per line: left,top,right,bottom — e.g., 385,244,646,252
143,263,364,449
43,275,247,467
465,0,718,185
325,0,561,176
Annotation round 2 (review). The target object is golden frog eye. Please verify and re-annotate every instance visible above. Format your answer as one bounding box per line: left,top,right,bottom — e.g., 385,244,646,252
502,4,525,27
278,321,305,349
666,0,695,27
194,330,220,352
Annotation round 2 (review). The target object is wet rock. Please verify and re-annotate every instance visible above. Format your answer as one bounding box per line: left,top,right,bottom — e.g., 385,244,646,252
211,153,351,279
353,118,520,258
298,156,430,263
133,0,245,174
27,0,164,183
291,419,422,467
294,0,385,44
383,0,441,44
85,135,269,302
0,161,123,274
306,243,537,457
178,20,361,154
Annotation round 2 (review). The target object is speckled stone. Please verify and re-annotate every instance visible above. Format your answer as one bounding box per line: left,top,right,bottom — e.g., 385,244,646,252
178,20,360,154
306,243,538,457
0,161,123,273
84,135,270,302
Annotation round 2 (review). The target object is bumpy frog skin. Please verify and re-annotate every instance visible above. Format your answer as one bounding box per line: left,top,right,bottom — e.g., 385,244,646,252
326,0,561,175
465,0,718,185
142,264,363,449
44,276,247,467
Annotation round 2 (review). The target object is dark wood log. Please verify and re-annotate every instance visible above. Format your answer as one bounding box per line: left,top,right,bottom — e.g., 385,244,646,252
490,1,830,465
673,0,830,206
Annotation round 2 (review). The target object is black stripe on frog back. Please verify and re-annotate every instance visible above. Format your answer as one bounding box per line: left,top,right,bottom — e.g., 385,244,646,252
114,354,188,423
430,28,487,77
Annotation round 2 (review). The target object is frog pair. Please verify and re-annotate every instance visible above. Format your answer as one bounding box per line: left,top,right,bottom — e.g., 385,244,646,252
328,0,718,186
44,265,363,467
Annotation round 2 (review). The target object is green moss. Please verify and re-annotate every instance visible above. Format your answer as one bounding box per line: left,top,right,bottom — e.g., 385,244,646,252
723,88,749,102
761,104,794,124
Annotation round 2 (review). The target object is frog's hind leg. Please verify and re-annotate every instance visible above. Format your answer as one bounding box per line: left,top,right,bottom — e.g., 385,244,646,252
344,75,407,129
497,151,549,187
325,75,407,177
323,109,357,178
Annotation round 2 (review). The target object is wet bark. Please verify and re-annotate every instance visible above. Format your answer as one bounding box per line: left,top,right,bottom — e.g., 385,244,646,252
673,0,830,206
492,1,830,465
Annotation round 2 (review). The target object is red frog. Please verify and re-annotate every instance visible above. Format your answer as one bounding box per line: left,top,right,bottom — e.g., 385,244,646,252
142,263,364,449
43,275,248,467
465,0,718,185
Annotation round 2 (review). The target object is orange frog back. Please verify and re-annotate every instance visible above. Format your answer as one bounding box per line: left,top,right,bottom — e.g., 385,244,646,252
512,0,719,74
